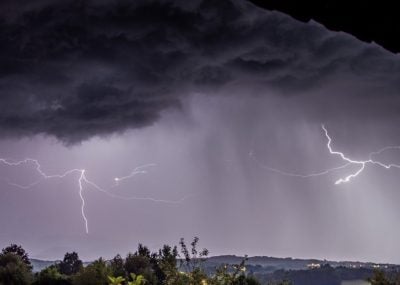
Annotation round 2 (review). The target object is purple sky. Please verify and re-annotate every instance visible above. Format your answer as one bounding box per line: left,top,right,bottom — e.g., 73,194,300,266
1,0,400,263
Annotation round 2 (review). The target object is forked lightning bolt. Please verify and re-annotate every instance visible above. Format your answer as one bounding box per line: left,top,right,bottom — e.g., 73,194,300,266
113,164,156,186
322,125,400,184
0,159,186,234
250,125,400,185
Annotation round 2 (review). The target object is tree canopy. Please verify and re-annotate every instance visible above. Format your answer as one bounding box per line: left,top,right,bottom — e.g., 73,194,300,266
0,239,263,285
1,244,32,270
58,252,83,276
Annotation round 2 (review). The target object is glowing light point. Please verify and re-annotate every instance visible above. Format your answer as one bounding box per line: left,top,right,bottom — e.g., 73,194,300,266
112,163,156,186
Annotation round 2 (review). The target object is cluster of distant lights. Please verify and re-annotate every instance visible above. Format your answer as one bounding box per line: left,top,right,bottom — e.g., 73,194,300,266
250,124,400,185
0,160,185,234
1,124,399,234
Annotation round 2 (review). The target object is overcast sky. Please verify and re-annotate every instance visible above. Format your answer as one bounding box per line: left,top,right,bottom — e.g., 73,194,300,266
1,0,400,263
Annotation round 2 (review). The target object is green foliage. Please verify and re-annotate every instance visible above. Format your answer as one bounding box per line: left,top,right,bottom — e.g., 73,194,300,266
124,244,157,285
128,273,146,285
165,237,209,285
156,245,178,284
58,252,83,276
0,253,33,285
0,237,265,285
124,253,151,276
1,244,32,270
33,265,71,285
107,275,125,285
209,257,261,285
72,258,111,285
108,273,147,285
368,270,393,285
109,254,125,278
179,236,209,273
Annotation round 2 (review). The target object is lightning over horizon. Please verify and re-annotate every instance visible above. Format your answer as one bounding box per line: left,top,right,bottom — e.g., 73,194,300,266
251,125,400,185
0,158,186,234
322,125,400,184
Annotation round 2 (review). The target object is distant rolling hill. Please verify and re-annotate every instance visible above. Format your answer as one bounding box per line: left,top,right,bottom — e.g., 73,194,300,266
31,254,399,272
30,255,398,284
30,259,58,272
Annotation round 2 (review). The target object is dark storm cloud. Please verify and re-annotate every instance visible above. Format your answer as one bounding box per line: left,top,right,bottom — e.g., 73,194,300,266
0,0,399,142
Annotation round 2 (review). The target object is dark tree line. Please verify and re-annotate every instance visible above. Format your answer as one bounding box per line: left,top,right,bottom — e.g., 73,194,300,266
0,237,261,285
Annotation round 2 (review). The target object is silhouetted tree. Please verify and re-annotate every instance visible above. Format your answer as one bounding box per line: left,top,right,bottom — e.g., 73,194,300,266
109,254,125,278
137,244,151,258
125,253,151,276
33,265,71,285
1,244,32,270
125,250,157,285
179,236,208,273
154,244,179,284
176,237,208,285
368,270,393,285
0,253,32,285
58,252,83,276
0,238,265,285
72,258,110,285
